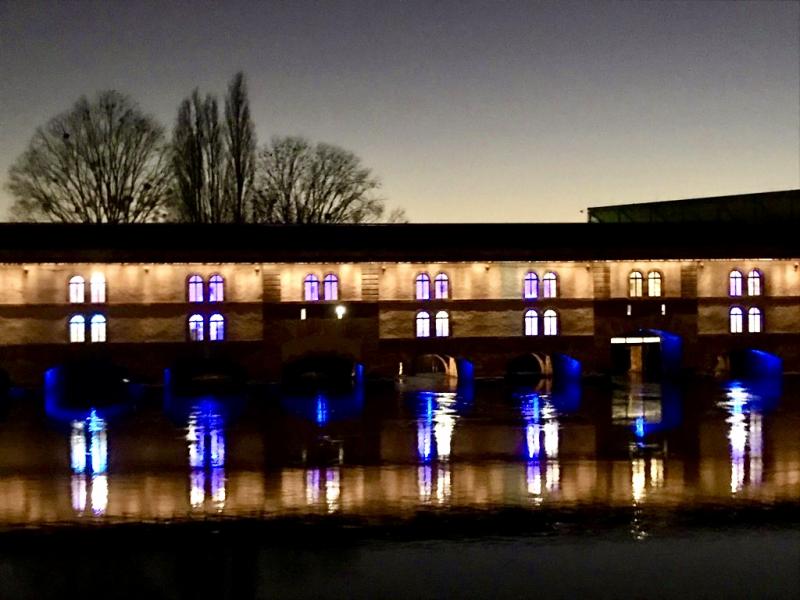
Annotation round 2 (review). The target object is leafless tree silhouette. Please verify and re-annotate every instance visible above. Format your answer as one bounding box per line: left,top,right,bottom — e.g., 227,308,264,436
254,136,406,224
7,91,171,223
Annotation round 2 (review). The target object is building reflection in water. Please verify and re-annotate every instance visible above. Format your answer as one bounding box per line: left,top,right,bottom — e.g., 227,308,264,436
721,383,765,494
69,409,108,516
520,393,560,501
186,401,226,511
415,392,458,504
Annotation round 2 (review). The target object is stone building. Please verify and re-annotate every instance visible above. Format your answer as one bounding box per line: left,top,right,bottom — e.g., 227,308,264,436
0,190,799,385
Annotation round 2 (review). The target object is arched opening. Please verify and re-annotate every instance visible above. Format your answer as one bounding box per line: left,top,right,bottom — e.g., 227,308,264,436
507,353,547,381
610,330,682,379
282,353,359,389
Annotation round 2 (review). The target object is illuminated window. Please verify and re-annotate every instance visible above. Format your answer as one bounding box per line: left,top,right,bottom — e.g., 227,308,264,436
434,273,449,299
69,276,85,304
747,270,762,296
188,314,204,341
69,315,85,343
542,272,558,298
435,310,450,337
90,314,106,343
208,274,224,302
90,273,106,303
416,311,430,338
209,313,225,341
628,271,643,297
729,307,743,334
524,309,539,336
729,271,742,297
647,271,662,297
523,272,538,299
188,275,204,303
748,307,762,333
304,274,320,301
543,309,558,336
323,273,339,301
415,273,431,300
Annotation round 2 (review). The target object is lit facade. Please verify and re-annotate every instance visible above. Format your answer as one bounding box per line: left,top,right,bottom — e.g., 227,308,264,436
0,214,799,383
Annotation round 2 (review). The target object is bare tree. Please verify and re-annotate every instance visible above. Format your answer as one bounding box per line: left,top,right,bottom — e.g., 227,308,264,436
223,72,256,223
7,91,171,223
170,90,226,222
254,136,405,224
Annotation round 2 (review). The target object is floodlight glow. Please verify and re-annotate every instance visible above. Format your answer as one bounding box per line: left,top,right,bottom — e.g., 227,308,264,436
335,305,346,319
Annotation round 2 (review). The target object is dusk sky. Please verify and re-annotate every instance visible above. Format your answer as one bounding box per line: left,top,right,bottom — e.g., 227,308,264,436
1,0,798,222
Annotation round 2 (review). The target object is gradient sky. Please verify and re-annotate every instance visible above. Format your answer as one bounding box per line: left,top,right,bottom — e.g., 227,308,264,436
1,0,798,222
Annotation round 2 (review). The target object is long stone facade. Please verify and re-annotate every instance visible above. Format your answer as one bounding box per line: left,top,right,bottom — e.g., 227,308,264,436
0,237,798,384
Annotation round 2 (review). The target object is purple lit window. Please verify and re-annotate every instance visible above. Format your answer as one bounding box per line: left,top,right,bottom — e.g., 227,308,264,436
209,313,225,341
416,311,430,337
542,272,558,298
188,275,204,303
523,272,538,299
208,274,224,302
434,273,449,299
189,314,204,341
323,273,339,301
415,273,430,300
304,274,320,301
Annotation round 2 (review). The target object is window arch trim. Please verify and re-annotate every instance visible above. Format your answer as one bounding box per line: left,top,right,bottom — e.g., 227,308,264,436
208,274,225,303
628,271,643,297
188,275,204,303
415,310,431,338
415,272,431,300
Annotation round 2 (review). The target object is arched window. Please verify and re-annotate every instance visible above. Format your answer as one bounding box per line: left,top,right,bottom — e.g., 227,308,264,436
435,310,450,337
188,275,204,303
90,314,107,343
542,272,558,298
434,273,449,299
188,314,204,341
729,307,743,334
524,309,539,336
628,271,643,297
415,273,431,300
69,315,85,343
748,307,762,333
747,270,762,296
304,274,320,301
523,272,538,299
69,276,85,304
323,273,339,301
729,271,743,297
208,274,224,303
209,313,225,341
90,273,106,303
415,311,430,338
647,271,662,297
543,309,558,336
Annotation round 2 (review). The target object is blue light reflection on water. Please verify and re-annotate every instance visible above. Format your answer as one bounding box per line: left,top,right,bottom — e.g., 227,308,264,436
186,400,227,510
720,381,771,494
517,391,561,497
69,410,108,515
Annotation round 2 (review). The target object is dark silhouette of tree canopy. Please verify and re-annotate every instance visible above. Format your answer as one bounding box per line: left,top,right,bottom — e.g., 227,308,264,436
223,73,257,223
254,136,406,224
170,72,256,223
7,90,171,223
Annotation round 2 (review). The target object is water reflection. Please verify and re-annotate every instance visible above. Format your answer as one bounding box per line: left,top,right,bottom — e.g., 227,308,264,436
415,392,459,503
520,393,560,500
720,383,766,494
69,410,108,515
305,467,341,512
186,401,226,511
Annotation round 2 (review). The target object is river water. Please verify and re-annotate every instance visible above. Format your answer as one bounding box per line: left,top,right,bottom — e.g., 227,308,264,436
0,377,798,598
